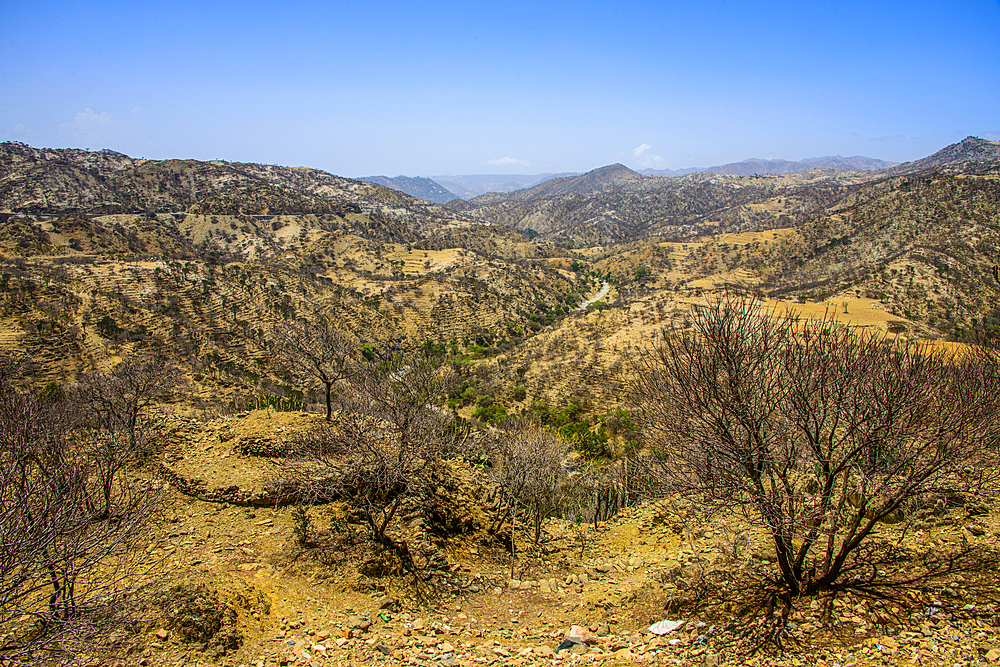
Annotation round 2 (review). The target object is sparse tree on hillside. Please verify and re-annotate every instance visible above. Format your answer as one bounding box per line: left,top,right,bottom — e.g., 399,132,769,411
76,356,179,519
273,315,356,421
486,420,570,575
276,352,458,568
628,293,1000,597
0,353,157,665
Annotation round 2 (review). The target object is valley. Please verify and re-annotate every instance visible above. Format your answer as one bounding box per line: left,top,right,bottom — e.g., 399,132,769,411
2,137,1000,667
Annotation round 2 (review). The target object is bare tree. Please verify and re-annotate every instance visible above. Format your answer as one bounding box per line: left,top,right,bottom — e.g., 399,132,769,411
488,420,569,544
628,293,1000,596
75,356,179,519
77,355,179,454
486,420,569,576
0,355,157,665
272,315,356,420
275,353,458,566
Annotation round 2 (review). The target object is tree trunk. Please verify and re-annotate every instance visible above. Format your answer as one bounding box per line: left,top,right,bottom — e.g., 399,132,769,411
509,502,516,579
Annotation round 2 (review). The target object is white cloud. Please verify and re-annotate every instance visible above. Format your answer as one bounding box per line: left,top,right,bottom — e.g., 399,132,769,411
984,131,1000,141
632,143,653,158
487,157,529,166
131,106,142,116
58,108,126,145
628,143,667,169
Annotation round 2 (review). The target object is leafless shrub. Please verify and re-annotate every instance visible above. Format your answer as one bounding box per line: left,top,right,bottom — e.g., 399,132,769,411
628,292,1000,597
76,355,179,456
271,314,357,421
274,353,458,573
0,355,158,666
75,356,179,519
486,419,570,557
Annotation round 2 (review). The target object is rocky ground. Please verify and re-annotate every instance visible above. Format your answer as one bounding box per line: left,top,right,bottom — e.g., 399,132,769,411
117,410,1000,667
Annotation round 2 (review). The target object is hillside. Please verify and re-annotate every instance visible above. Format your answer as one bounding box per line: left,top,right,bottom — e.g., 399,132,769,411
0,142,442,225
643,155,896,177
0,213,582,396
750,170,1000,339
3,141,1000,667
71,407,1000,667
356,175,458,204
447,170,870,247
886,136,1000,176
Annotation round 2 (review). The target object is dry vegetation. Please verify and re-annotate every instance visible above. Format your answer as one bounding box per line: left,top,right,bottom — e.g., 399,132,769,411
2,139,1000,666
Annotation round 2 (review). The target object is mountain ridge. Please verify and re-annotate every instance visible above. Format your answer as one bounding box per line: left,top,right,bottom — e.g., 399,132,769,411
885,136,1000,176
641,155,897,177
355,175,457,204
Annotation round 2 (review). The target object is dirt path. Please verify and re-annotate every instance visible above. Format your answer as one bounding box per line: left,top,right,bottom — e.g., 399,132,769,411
578,282,611,310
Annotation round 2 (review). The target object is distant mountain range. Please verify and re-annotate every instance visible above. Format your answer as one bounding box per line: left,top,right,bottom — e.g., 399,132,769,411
641,155,898,177
362,154,898,202
429,173,576,200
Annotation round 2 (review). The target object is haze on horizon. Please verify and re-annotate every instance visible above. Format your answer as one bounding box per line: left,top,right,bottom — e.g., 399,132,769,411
2,0,998,178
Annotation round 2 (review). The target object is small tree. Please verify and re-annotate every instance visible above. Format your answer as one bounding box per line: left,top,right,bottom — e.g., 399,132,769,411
276,352,457,561
76,356,179,519
628,293,1000,596
487,420,569,576
273,315,356,421
0,354,156,665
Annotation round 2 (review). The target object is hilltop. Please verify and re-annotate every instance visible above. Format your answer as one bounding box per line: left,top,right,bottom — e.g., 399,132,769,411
453,165,650,206
885,136,1000,176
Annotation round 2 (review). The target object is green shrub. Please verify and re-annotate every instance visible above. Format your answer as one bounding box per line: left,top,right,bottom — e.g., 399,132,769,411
471,395,508,425
253,392,304,412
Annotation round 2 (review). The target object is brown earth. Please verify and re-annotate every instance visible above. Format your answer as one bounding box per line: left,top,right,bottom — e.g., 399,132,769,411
116,410,1000,667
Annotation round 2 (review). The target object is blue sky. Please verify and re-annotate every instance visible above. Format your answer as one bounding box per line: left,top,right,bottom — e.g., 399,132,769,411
2,0,998,176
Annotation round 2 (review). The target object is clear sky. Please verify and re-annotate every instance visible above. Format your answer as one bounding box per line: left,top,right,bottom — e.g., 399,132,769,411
2,0,999,177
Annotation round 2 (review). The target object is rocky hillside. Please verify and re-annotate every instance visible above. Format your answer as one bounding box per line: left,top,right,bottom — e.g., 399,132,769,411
750,169,1000,339
447,170,868,247
886,136,1000,177
356,175,458,204
0,142,446,226
73,408,1000,667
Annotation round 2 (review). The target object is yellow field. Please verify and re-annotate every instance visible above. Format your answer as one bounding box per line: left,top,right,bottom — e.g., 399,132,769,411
764,297,899,329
